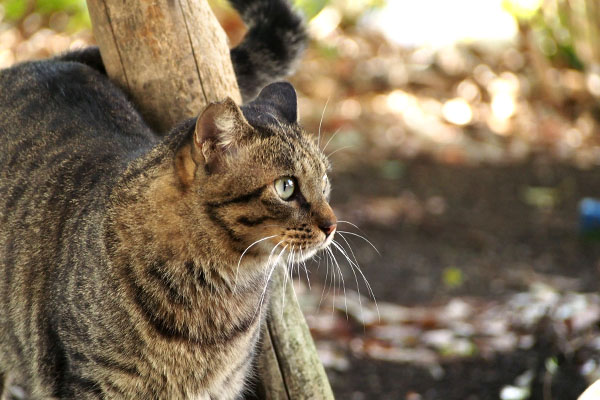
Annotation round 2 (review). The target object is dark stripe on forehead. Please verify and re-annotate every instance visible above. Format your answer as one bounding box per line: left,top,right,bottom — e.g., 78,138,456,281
275,133,324,180
298,137,324,176
207,185,266,208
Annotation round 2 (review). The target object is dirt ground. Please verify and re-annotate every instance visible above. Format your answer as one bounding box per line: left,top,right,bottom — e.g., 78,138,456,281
308,157,600,400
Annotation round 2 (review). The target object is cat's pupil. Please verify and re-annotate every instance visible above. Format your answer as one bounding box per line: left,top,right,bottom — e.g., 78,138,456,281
275,177,295,200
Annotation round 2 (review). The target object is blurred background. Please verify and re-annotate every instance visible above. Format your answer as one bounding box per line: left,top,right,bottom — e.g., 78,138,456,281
2,0,600,398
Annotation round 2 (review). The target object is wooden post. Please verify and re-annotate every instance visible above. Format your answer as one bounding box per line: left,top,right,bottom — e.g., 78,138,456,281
87,0,240,132
85,0,334,398
257,266,335,399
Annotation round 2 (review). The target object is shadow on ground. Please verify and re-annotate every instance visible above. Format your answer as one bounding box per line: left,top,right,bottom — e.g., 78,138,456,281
310,158,600,400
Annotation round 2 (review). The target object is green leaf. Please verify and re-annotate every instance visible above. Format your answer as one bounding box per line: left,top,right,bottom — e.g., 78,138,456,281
2,0,27,21
502,0,542,21
522,186,558,210
442,267,464,289
295,0,329,20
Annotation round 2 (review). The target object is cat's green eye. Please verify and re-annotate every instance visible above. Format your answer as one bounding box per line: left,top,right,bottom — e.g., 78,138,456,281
274,177,295,200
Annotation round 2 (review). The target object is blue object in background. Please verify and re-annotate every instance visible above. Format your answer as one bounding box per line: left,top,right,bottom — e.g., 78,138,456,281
579,198,600,234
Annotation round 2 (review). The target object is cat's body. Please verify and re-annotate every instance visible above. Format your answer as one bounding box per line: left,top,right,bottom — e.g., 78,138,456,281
0,1,336,399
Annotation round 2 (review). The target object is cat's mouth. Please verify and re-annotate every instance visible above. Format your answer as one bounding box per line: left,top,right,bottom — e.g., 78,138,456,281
320,229,335,250
262,225,336,265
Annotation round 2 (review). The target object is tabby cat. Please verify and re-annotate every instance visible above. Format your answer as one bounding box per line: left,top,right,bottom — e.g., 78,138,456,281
0,0,337,398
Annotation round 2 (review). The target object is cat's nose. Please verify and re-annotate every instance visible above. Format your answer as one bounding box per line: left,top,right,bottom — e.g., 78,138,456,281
319,222,337,236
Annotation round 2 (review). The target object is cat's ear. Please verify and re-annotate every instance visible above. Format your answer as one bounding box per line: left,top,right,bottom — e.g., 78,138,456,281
190,98,250,166
194,98,249,150
176,98,249,186
248,81,298,124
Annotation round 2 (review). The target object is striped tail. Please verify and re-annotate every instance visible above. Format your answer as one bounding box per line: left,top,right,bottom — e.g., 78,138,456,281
229,0,307,103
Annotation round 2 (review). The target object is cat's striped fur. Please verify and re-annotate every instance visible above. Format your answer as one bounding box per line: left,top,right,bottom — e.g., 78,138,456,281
0,0,337,399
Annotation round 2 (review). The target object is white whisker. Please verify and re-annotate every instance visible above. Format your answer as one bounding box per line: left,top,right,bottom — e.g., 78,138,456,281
336,220,366,234
267,240,285,267
254,245,288,320
282,245,294,312
337,230,380,255
234,234,278,293
317,97,330,148
321,126,342,153
332,239,364,323
299,247,311,290
318,253,331,309
327,247,348,318
326,249,336,314
337,233,380,322
337,233,378,303
326,145,354,159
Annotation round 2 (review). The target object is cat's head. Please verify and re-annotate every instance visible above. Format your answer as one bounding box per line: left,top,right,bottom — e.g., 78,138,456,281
176,82,336,267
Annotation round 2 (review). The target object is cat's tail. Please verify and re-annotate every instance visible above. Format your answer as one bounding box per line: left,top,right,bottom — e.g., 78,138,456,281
229,0,307,103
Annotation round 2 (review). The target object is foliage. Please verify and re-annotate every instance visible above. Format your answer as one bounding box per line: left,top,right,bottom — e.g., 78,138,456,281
0,0,90,31
503,0,590,70
295,0,329,19
294,0,385,20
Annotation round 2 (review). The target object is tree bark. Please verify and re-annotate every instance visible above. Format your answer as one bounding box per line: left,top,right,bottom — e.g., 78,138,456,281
85,0,334,398
87,0,240,132
256,266,335,399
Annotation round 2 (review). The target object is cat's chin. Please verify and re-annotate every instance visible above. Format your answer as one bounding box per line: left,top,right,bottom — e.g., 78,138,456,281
320,231,336,251
295,234,336,262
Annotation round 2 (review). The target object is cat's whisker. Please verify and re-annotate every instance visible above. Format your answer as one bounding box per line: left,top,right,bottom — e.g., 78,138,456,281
299,247,311,290
336,220,366,234
321,126,342,153
323,246,338,314
288,249,300,312
336,233,378,302
335,234,368,294
336,233,380,322
234,234,278,293
332,248,347,318
267,240,286,267
326,249,337,315
326,247,348,318
326,145,354,159
282,245,294,311
332,239,364,323
317,97,330,148
283,246,301,318
336,230,380,256
254,245,288,320
254,264,277,321
265,239,285,298
317,253,330,310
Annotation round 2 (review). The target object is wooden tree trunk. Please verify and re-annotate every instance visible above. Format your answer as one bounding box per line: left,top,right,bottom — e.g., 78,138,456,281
85,0,334,398
87,0,240,132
